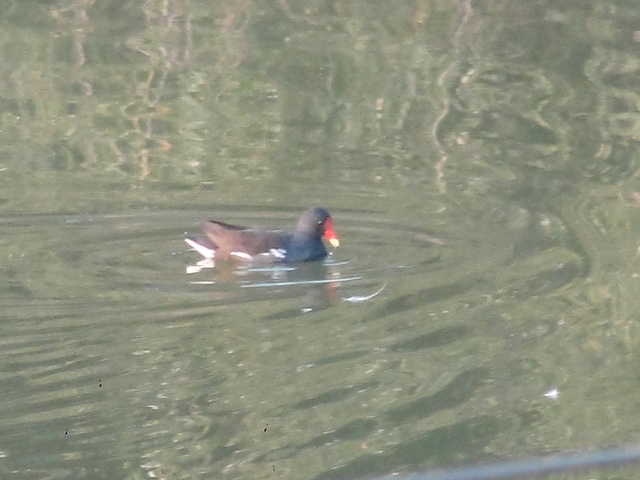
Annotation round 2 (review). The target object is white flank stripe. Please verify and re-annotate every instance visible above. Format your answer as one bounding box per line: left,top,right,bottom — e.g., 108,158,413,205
269,248,286,259
230,251,253,260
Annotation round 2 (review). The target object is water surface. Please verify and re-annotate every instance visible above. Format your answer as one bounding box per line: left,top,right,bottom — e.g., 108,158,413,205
2,1,640,479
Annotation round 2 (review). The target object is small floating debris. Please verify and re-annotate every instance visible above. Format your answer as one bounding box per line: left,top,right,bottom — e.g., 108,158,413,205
342,283,387,303
543,388,560,400
413,233,445,245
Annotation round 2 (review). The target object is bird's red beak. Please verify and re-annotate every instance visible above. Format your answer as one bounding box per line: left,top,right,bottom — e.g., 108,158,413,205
323,217,340,248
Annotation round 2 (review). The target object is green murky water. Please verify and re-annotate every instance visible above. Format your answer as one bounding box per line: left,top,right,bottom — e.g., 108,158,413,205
2,1,640,479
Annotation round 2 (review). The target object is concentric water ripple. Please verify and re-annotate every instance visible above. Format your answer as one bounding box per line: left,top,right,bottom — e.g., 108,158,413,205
0,203,590,479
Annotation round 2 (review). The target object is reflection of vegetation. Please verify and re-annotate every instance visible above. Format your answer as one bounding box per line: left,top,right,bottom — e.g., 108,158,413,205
1,1,640,190
0,1,457,183
4,3,640,480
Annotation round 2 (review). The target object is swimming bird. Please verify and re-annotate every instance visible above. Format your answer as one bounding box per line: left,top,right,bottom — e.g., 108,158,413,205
185,207,339,264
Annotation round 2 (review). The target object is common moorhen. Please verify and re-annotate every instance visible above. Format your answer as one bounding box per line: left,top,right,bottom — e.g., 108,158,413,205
185,207,339,263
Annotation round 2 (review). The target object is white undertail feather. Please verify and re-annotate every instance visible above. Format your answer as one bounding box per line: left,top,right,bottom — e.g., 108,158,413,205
185,238,215,259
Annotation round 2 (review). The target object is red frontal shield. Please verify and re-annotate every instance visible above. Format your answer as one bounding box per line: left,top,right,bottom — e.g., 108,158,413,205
323,217,339,247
